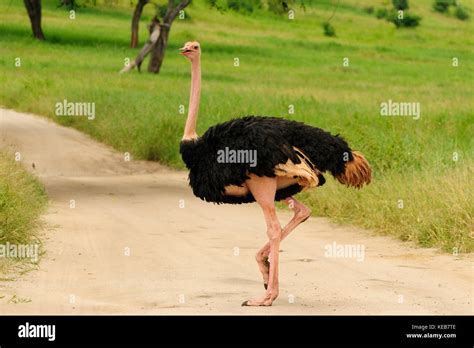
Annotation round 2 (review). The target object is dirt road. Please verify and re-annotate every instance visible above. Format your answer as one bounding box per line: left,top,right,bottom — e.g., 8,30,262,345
0,108,472,314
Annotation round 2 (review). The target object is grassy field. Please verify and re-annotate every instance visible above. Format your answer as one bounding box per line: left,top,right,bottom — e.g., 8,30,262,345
0,0,472,252
0,152,47,274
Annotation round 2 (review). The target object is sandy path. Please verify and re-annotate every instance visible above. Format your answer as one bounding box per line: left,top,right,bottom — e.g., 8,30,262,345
0,108,472,314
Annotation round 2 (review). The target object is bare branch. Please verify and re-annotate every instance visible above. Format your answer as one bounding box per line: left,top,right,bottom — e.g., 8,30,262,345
163,0,191,23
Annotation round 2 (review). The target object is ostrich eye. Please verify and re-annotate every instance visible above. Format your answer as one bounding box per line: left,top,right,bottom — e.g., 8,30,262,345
194,45,199,49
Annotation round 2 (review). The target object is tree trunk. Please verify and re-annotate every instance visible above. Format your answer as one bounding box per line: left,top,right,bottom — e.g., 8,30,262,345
120,17,160,73
146,0,191,74
147,24,170,74
130,0,148,48
24,0,45,40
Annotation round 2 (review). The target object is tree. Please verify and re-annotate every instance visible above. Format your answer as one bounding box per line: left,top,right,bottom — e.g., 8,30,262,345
131,0,149,48
24,0,45,40
121,16,161,73
147,0,192,74
136,0,305,74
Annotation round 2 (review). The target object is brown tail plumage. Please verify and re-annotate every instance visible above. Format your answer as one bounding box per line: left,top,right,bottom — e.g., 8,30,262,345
336,151,372,189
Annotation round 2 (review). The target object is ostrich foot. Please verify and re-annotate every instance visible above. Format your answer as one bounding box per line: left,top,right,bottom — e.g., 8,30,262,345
241,296,272,307
242,289,279,307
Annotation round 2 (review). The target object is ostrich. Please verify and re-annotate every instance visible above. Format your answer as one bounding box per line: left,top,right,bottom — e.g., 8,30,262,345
179,41,372,306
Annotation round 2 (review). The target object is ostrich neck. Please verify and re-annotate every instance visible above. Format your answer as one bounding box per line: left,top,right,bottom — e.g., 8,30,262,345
182,58,201,140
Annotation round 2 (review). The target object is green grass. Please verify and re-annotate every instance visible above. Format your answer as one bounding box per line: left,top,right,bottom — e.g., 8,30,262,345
0,152,47,274
0,0,472,252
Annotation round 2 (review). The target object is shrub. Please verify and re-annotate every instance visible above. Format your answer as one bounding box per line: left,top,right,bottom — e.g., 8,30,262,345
376,8,389,19
322,22,336,37
363,6,374,14
455,6,470,20
227,0,262,14
387,10,421,27
432,0,470,21
432,0,454,13
267,0,288,14
392,0,409,11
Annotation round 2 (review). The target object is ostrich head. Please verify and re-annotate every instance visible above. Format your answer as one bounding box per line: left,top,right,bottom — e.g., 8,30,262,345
179,41,201,61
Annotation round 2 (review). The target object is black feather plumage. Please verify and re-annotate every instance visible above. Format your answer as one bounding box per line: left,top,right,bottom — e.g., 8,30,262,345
180,116,353,204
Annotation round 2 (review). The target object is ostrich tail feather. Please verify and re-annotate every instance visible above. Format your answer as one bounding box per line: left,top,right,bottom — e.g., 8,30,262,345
336,151,372,189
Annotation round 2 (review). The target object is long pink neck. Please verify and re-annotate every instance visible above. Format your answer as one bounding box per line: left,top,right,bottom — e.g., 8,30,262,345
183,58,201,140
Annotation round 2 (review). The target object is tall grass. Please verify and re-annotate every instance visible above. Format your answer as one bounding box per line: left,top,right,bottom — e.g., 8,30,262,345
0,152,47,274
0,0,472,251
300,163,474,252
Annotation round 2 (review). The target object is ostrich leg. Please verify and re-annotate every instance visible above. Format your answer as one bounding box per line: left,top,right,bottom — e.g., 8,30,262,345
256,197,311,289
242,175,281,306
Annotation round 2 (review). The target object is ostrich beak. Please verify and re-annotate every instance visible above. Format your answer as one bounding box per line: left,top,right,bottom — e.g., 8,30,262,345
179,47,189,55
